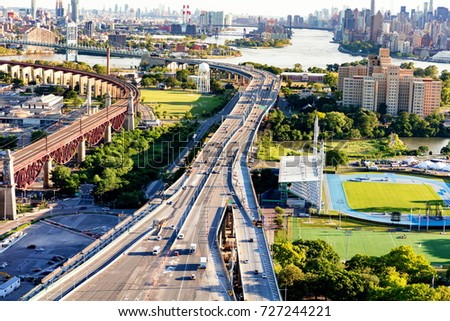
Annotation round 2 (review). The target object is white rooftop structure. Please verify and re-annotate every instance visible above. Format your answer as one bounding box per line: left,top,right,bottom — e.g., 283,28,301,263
430,51,450,63
279,155,322,183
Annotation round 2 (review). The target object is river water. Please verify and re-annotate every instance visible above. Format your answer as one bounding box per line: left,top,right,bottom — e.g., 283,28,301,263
399,137,449,155
1,28,449,150
1,28,449,71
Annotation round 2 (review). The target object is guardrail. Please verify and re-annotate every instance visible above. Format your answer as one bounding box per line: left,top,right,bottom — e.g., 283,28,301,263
22,61,279,301
21,204,158,300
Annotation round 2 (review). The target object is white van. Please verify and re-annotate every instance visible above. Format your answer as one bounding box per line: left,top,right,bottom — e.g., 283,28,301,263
177,233,184,239
152,246,161,255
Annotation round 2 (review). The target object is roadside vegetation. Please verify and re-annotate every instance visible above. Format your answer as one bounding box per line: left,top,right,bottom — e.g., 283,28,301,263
249,61,450,165
273,238,450,300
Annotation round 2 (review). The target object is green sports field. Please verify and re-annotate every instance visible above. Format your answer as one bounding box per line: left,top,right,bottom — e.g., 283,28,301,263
140,89,223,119
343,181,443,213
283,218,450,265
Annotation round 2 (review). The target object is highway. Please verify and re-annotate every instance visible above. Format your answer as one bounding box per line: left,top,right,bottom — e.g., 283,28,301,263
29,62,281,301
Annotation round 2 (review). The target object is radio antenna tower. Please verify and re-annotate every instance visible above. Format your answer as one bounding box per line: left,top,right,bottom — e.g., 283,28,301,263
182,4,191,24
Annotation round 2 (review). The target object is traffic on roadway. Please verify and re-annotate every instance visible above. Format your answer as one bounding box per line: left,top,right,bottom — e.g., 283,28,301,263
28,61,282,301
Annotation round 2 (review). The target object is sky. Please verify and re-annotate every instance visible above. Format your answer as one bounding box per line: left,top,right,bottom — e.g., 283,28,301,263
6,0,450,18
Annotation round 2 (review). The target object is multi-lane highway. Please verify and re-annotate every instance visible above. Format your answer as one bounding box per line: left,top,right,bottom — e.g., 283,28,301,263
30,62,282,301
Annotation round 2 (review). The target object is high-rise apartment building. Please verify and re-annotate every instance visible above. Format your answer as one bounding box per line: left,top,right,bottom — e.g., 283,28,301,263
339,48,441,117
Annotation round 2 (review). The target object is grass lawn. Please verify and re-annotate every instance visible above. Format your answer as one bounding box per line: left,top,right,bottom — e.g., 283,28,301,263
257,139,308,161
279,217,450,266
140,88,222,119
343,181,442,213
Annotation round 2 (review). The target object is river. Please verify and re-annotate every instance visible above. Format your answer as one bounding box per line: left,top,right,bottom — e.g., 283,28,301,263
1,28,449,72
399,137,449,155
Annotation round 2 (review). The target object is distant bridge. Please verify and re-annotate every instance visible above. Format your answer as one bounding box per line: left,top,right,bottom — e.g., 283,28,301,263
286,25,335,31
0,38,146,58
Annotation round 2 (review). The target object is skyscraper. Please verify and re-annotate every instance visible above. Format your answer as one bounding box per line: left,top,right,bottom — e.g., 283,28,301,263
71,0,79,23
56,0,65,18
31,0,36,19
371,0,375,16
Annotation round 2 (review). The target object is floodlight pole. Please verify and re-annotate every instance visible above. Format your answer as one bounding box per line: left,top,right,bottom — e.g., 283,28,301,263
410,208,413,230
418,212,421,232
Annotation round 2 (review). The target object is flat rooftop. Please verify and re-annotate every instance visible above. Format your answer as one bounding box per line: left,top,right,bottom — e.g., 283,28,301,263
279,155,321,183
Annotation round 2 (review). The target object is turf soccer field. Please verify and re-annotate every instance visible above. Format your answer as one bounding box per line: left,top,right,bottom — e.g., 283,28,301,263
284,218,450,265
140,89,222,119
342,181,442,213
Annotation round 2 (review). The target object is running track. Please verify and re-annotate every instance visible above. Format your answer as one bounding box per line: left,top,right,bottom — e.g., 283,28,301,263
325,173,450,228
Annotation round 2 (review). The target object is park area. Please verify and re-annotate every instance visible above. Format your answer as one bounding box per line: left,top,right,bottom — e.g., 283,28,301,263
342,181,443,213
278,217,450,266
140,88,223,120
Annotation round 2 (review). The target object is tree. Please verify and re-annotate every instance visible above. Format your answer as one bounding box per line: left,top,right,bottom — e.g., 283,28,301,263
64,89,78,99
0,135,18,149
278,264,305,288
400,62,415,69
274,214,284,228
12,78,24,88
390,112,413,137
72,96,84,108
351,109,378,138
272,242,306,268
30,130,47,143
141,77,156,87
441,70,450,82
323,73,338,88
433,286,450,301
377,103,387,115
274,206,285,215
51,166,80,196
176,69,190,82
380,246,436,284
424,113,444,137
424,65,439,80
322,112,353,138
325,149,348,168
441,142,450,155
210,79,224,94
417,145,429,155
92,64,107,74
164,76,179,89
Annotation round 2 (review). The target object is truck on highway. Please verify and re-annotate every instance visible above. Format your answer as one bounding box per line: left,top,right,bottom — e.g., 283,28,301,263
189,243,197,254
152,246,161,255
199,257,207,269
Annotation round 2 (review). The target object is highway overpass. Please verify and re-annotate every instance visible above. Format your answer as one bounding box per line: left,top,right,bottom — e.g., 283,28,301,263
18,60,282,301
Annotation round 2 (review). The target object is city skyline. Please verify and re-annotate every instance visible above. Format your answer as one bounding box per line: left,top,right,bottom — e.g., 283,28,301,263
6,0,450,17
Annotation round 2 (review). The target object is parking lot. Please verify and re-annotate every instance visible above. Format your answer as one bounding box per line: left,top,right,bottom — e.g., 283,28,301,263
0,213,119,301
